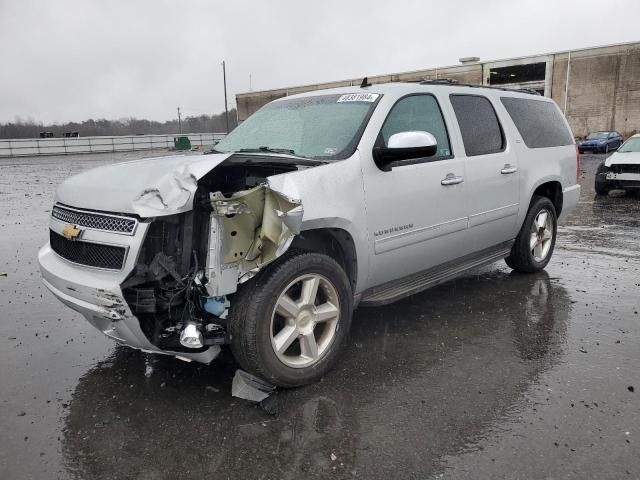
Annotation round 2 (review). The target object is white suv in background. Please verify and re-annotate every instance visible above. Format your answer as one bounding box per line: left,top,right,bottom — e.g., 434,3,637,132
39,81,580,387
595,133,640,195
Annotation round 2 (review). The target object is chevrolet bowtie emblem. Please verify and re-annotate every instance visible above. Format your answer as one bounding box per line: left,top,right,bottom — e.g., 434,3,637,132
62,224,82,241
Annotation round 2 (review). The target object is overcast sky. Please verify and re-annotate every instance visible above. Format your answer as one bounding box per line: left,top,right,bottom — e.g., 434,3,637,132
1,0,638,124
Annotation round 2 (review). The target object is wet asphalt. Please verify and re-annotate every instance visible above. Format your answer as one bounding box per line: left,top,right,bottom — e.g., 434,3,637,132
0,151,638,479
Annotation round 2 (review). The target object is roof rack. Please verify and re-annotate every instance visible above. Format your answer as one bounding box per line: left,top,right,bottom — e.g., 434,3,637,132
419,78,459,85
511,88,542,95
416,79,541,95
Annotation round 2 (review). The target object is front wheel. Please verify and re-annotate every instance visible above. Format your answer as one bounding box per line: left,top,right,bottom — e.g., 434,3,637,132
228,252,353,388
506,196,557,273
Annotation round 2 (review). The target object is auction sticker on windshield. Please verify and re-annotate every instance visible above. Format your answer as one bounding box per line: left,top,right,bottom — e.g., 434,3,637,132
337,93,379,103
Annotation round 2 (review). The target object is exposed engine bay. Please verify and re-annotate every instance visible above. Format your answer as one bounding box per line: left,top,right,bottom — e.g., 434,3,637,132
120,156,305,352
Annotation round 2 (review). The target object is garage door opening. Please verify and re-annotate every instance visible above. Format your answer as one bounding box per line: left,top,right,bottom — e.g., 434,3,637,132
489,62,546,85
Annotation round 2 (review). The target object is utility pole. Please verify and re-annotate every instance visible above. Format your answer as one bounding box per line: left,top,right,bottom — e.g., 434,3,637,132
563,50,571,115
249,73,252,91
222,60,230,133
177,106,182,134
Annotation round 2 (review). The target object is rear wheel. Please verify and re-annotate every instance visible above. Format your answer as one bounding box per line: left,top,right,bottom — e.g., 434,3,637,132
228,252,353,388
506,196,557,273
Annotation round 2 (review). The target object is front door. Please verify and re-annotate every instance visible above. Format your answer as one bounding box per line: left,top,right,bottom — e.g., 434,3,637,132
361,94,470,288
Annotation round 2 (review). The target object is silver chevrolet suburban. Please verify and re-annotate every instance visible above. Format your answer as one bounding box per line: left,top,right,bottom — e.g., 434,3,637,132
38,81,581,387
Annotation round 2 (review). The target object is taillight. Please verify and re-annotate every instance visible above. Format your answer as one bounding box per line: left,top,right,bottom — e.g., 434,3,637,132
575,145,581,183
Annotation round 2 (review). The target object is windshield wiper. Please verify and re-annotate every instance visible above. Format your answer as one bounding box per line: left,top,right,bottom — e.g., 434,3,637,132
238,146,298,155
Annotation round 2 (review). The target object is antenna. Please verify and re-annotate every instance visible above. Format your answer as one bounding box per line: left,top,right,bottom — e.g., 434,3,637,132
360,77,372,88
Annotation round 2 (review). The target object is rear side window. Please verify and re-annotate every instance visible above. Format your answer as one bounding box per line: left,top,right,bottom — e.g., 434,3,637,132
450,95,505,156
500,97,574,148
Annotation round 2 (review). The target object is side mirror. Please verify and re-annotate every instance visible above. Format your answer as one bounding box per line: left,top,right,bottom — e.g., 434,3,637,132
373,131,438,171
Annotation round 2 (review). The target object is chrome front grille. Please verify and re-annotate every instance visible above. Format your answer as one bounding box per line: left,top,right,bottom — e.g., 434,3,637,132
52,205,137,234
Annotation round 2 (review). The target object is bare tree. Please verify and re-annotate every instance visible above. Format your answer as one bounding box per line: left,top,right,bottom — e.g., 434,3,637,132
0,110,237,139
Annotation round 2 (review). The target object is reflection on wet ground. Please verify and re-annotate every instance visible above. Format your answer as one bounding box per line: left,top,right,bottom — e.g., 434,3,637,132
1,153,638,479
60,270,569,479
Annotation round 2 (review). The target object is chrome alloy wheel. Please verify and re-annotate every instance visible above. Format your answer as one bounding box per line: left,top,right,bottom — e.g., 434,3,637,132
530,209,554,262
270,274,340,368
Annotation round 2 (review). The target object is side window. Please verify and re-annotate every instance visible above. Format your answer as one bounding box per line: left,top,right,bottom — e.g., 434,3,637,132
381,95,452,159
450,95,505,156
500,97,574,148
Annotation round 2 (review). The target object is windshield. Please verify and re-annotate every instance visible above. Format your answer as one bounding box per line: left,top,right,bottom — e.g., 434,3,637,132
618,137,640,153
215,93,380,160
586,132,609,140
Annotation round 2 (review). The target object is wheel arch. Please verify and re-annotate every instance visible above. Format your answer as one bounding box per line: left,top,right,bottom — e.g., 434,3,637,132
290,227,359,292
528,179,563,217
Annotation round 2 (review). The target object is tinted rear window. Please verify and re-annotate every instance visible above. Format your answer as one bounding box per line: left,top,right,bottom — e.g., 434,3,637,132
450,95,504,156
500,97,574,148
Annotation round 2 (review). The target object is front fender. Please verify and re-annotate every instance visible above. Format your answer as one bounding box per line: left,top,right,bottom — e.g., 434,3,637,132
267,154,370,294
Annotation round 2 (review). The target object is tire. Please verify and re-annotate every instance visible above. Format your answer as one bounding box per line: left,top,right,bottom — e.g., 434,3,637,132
228,252,353,388
594,162,610,196
505,196,557,273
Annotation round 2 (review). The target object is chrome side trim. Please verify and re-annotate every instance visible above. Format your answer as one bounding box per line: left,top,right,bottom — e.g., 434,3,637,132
468,203,519,228
374,216,468,254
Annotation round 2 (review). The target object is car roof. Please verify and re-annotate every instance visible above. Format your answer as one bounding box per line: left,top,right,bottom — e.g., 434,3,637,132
275,81,552,103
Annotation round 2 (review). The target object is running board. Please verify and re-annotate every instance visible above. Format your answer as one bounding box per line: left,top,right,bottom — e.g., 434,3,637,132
360,241,514,307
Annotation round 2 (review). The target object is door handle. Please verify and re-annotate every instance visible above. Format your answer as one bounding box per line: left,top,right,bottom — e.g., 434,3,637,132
441,173,464,186
501,164,517,174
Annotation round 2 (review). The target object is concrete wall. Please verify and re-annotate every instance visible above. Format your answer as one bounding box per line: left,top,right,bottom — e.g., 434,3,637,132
236,42,640,139
551,44,640,138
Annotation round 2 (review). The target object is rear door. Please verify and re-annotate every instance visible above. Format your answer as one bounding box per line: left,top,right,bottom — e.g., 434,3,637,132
449,94,520,252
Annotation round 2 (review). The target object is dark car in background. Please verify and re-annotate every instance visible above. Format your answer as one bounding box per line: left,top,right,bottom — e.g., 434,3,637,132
578,131,623,154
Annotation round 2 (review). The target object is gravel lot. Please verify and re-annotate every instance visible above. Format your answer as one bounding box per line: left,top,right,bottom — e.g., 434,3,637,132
0,151,638,479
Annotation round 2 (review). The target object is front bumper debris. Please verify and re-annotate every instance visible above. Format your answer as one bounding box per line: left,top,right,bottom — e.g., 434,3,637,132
38,241,221,364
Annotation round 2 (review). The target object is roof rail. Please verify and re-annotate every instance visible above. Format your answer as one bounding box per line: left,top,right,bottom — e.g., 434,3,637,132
511,88,542,95
412,79,541,95
419,78,459,85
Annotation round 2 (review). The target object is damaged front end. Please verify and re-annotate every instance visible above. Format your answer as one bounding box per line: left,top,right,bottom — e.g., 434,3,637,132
120,158,303,356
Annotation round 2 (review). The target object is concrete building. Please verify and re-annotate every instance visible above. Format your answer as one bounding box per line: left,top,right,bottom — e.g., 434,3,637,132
236,41,640,139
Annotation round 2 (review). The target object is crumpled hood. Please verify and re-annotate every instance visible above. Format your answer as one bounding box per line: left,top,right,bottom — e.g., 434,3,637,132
605,151,640,167
55,153,233,217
